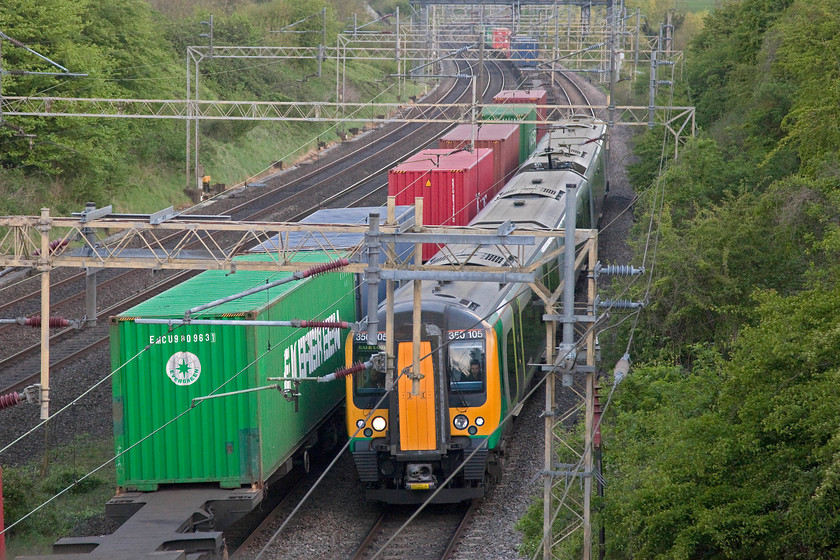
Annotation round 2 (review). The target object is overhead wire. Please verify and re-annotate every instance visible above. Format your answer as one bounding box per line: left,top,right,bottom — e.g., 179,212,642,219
254,277,538,559
368,286,616,560
3,46,641,554
254,62,608,548
526,44,683,558
624,51,678,354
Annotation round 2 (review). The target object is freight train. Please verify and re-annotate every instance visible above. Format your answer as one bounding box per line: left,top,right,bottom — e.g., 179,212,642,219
50,207,421,558
51,250,362,558
484,26,540,67
345,114,606,504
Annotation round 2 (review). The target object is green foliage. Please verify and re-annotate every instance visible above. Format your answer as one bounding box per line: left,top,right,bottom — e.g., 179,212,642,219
627,128,674,189
368,0,410,16
602,1,840,556
770,0,840,175
686,0,794,126
623,174,832,360
0,0,412,214
1,438,115,557
515,499,545,558
41,469,105,496
604,282,840,558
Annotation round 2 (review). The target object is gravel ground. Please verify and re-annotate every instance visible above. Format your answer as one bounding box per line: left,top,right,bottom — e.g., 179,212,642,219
0,350,114,467
232,451,381,559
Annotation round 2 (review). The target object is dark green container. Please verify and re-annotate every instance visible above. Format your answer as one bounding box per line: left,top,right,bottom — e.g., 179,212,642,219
111,253,355,490
481,104,538,163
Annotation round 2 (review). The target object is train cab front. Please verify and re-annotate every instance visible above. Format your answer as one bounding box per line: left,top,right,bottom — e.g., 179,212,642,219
345,304,500,504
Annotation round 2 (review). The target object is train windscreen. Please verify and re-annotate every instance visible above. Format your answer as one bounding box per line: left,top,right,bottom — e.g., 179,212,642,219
448,338,485,393
352,342,385,408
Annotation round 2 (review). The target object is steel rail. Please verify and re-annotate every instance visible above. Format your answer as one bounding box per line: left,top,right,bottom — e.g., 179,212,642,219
0,49,505,404
349,501,478,560
221,55,504,222
0,270,194,394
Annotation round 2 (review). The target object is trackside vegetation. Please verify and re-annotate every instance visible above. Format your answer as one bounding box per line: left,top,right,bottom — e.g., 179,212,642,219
0,0,417,215
519,0,840,557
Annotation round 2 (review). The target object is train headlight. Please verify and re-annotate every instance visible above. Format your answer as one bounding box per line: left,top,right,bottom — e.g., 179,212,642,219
468,426,478,435
475,417,485,427
372,416,387,432
364,428,373,437
356,419,366,429
453,414,469,430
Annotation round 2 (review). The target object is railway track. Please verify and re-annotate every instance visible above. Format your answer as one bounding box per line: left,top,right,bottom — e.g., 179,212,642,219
0,52,595,559
0,55,514,399
0,271,195,393
549,68,595,116
218,57,510,223
349,502,478,560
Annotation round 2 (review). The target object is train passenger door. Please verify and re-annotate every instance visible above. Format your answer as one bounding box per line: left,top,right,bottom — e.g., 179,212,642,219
504,301,523,404
396,341,437,451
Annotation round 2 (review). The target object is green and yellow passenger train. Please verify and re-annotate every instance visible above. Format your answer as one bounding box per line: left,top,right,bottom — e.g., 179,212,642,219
345,116,606,503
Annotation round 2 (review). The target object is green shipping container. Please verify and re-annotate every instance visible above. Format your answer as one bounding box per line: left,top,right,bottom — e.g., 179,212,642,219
111,253,356,490
481,104,538,163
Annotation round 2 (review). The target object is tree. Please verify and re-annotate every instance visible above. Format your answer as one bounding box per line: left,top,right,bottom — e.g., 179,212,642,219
771,0,840,174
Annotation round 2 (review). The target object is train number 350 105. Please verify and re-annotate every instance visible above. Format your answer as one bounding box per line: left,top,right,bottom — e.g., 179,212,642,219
448,330,485,340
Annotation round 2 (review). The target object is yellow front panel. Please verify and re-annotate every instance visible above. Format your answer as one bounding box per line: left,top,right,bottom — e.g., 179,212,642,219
397,342,437,451
447,328,502,437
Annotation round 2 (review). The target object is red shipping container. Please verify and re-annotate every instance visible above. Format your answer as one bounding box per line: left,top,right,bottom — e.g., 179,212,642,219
389,148,494,260
493,89,549,142
438,123,520,201
492,28,511,55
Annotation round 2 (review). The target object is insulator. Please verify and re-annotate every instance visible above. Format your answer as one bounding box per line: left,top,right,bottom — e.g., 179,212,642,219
593,385,603,414
598,264,644,277
334,362,367,379
297,320,349,329
32,239,69,256
614,353,631,384
319,361,367,383
302,258,350,278
24,316,71,328
598,299,643,310
0,391,22,410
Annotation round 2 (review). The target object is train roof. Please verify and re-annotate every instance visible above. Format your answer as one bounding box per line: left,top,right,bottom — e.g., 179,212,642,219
383,116,605,326
520,116,605,175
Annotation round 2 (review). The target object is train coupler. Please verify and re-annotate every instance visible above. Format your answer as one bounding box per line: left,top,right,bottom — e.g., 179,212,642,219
405,463,437,491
